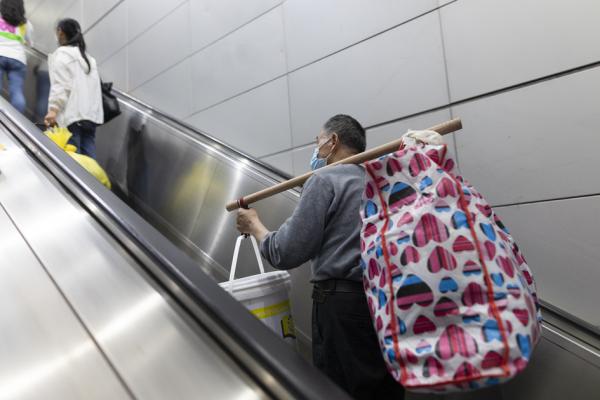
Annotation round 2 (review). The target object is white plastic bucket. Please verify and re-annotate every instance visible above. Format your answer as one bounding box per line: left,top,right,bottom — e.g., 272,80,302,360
220,235,296,345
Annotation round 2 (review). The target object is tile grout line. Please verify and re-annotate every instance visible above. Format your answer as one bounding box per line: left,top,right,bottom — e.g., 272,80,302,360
279,0,297,173
435,2,462,173
493,192,600,209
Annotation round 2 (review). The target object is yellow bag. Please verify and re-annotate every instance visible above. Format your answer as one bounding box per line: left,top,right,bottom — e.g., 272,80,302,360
44,127,112,189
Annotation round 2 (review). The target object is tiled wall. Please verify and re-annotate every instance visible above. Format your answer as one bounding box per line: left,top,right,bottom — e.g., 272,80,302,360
25,0,600,327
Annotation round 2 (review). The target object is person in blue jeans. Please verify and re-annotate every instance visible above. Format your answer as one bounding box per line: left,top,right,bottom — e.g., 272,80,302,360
34,62,50,122
44,18,103,159
0,0,33,114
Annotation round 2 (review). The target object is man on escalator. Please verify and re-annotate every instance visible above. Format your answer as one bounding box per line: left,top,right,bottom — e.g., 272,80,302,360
236,114,404,400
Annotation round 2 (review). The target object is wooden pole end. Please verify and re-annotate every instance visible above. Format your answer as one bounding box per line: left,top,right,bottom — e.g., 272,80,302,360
225,200,239,212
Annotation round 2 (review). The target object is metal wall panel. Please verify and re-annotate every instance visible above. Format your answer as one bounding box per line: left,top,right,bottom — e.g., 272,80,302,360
440,0,600,100
127,2,191,90
406,335,600,400
288,11,448,147
501,336,600,400
132,59,193,120
453,67,600,206
283,0,438,70
127,0,187,40
99,47,128,91
494,196,600,326
82,0,122,30
190,6,287,111
86,1,128,64
290,144,313,176
366,109,453,149
63,0,84,27
260,152,294,176
186,77,292,157
190,0,282,52
24,0,45,14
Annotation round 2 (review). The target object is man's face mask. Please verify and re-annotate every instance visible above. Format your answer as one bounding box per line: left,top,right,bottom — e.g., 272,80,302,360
310,136,333,171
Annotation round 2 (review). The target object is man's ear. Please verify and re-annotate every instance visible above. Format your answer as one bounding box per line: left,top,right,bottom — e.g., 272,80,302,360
331,133,339,147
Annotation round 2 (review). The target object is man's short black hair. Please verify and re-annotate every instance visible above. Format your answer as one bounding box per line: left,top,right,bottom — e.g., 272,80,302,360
323,114,366,153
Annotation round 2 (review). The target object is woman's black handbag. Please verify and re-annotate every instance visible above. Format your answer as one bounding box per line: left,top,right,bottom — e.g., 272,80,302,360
101,81,121,124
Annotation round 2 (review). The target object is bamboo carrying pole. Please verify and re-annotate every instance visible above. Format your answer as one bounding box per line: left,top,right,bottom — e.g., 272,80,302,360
225,118,462,212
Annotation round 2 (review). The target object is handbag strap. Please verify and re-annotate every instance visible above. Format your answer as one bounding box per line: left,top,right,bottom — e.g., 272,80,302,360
227,235,265,292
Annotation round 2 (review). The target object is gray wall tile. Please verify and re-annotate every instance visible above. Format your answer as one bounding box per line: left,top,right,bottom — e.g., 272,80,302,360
260,152,294,176
25,0,46,14
283,0,438,70
367,109,453,149
291,145,314,176
441,0,600,100
190,0,281,52
63,0,84,26
186,77,291,157
496,196,600,326
99,47,128,91
453,67,600,206
190,6,287,112
127,0,187,40
82,0,121,29
288,11,449,147
131,60,192,119
86,1,127,63
128,2,191,90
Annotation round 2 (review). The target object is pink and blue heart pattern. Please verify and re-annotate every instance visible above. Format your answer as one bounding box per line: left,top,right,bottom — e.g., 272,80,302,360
360,144,541,393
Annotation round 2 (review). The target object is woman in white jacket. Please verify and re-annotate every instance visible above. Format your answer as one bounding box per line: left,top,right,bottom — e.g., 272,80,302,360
44,18,103,159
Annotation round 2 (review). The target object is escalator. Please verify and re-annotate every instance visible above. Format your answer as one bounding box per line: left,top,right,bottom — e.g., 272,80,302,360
3,47,599,399
0,60,349,399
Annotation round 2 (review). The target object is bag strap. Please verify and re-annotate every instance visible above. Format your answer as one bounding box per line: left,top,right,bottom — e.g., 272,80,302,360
227,235,265,292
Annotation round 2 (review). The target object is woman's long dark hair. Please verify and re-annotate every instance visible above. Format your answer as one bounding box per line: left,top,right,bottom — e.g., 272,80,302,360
1,0,26,26
57,18,91,74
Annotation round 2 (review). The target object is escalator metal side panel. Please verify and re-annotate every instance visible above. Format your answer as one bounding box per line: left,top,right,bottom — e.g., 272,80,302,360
0,205,131,400
499,328,600,399
95,99,316,352
0,119,267,399
0,99,349,399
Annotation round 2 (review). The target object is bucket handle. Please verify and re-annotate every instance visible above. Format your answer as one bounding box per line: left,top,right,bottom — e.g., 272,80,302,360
227,235,265,293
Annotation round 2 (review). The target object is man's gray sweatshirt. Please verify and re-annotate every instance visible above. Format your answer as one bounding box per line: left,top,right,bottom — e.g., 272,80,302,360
260,164,365,282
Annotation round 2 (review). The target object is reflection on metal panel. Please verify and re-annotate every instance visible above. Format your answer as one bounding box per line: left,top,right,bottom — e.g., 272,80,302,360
91,98,313,350
0,125,266,399
0,199,130,398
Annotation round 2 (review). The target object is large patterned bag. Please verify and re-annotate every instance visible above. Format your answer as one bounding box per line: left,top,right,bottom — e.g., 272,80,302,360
360,133,542,392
